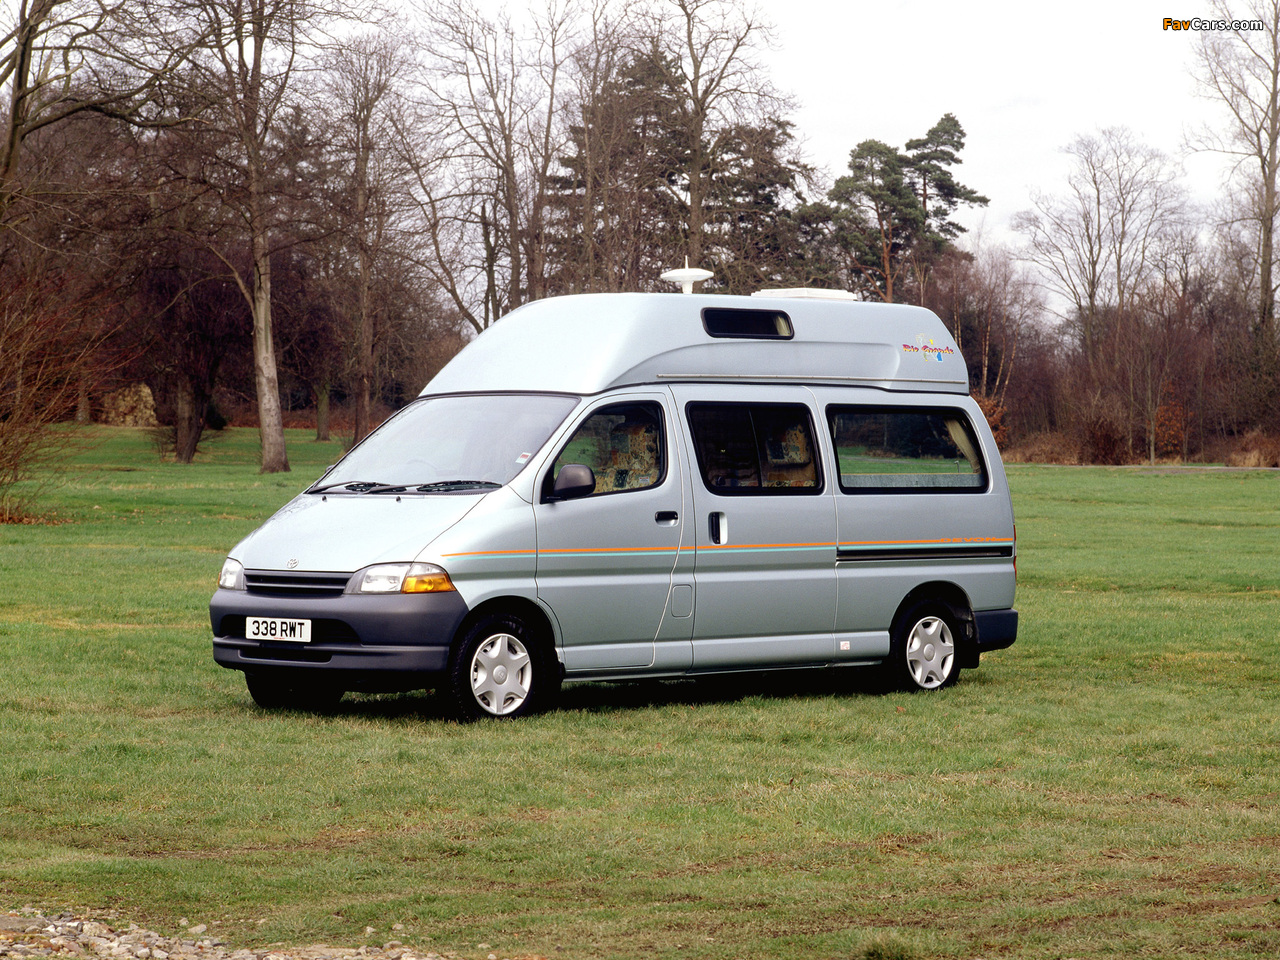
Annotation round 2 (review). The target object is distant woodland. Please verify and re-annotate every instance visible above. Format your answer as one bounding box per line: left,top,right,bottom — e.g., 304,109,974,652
3,0,1280,512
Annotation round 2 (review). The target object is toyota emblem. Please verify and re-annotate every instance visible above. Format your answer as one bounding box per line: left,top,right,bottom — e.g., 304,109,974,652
287,558,299,569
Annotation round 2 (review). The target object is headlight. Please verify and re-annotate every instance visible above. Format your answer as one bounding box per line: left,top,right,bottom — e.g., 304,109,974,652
218,558,245,590
347,562,456,595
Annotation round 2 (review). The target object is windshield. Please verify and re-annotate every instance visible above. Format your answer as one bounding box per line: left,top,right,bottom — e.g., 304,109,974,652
314,393,579,493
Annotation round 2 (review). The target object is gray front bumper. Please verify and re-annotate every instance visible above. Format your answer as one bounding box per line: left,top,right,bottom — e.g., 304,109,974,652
210,587,470,686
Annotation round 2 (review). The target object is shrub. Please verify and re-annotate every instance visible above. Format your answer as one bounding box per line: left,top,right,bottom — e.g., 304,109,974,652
0,278,113,521
973,393,1008,448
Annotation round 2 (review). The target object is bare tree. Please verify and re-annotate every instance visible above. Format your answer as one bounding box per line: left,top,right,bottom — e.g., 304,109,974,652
0,0,207,503
1194,0,1280,340
551,4,709,294
931,239,1039,406
0,273,113,519
319,30,416,443
0,0,204,224
167,0,360,473
555,0,640,292
400,0,795,321
1013,167,1105,360
1102,131,1184,321
1014,129,1190,460
272,243,343,441
644,0,781,267
1013,128,1183,369
135,245,250,464
409,0,575,331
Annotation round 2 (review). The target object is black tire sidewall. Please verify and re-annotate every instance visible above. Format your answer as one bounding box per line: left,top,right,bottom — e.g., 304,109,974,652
447,613,558,720
889,600,961,692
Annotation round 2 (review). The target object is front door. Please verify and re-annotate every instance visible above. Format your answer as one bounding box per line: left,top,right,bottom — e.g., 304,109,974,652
534,393,692,672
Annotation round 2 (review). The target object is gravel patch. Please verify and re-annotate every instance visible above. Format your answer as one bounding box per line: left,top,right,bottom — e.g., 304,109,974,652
0,910,522,960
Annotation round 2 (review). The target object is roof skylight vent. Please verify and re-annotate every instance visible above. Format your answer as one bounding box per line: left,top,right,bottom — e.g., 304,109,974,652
752,287,857,301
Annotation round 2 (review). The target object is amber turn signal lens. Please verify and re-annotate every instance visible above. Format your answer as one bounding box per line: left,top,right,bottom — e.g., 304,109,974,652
401,563,456,593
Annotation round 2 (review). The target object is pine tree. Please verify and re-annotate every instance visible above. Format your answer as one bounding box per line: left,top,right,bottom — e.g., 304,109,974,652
904,113,988,243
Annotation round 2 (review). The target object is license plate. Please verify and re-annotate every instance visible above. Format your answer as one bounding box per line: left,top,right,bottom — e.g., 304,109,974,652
247,616,312,643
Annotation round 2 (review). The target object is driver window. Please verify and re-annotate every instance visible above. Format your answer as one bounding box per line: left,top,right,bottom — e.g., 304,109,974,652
549,402,664,496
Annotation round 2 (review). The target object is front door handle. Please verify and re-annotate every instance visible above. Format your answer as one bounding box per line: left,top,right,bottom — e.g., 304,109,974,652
654,510,679,525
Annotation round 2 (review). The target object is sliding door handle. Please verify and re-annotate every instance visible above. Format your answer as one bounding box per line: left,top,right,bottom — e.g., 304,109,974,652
708,511,727,544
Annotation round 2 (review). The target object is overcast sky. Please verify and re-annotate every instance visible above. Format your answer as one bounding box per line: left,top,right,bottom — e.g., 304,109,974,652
762,0,1238,246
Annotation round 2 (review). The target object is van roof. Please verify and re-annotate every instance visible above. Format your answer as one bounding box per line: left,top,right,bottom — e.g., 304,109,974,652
423,292,970,396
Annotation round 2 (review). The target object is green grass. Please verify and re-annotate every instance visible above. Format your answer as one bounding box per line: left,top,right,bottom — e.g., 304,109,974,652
838,450,972,474
3,429,1280,959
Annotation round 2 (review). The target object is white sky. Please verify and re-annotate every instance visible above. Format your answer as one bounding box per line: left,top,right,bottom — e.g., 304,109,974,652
762,0,1237,247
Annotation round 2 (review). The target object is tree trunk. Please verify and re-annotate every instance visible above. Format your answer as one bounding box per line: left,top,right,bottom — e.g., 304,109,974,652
687,131,706,266
173,377,207,464
353,171,373,445
252,234,289,473
354,286,372,444
1261,169,1276,338
75,380,91,424
315,382,330,442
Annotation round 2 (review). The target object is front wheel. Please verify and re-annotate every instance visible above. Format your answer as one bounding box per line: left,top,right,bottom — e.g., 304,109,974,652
447,613,559,720
889,601,961,692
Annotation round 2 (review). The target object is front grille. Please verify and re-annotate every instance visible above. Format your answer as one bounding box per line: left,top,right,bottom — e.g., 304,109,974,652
218,616,359,644
245,570,351,598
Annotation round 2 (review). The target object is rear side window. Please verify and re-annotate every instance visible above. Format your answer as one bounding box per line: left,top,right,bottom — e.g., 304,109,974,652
828,406,987,494
687,403,822,494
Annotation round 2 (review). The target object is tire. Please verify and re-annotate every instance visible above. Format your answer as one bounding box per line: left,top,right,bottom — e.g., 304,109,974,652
889,600,961,692
244,669,344,711
447,612,559,720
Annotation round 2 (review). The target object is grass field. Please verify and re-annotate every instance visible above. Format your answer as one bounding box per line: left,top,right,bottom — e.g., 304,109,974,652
2,427,1279,960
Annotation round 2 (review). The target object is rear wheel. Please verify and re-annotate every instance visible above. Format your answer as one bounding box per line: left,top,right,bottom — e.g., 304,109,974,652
448,612,558,720
244,670,344,710
889,600,961,692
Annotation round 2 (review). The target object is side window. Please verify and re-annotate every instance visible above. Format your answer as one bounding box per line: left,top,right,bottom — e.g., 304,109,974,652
686,403,822,494
548,402,664,496
827,406,988,494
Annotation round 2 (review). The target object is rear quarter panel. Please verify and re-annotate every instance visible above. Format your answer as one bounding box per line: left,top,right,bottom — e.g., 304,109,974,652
812,388,1017,635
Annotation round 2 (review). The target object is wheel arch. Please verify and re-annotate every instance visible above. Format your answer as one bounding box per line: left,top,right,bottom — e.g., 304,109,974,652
451,595,563,677
892,581,978,669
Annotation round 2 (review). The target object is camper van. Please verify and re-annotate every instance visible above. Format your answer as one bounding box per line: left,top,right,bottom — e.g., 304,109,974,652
211,290,1018,719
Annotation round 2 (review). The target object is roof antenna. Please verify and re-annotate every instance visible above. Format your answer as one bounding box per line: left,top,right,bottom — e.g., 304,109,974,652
660,258,714,295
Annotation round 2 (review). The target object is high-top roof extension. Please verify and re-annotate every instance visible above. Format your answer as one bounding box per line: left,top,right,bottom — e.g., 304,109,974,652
423,292,970,396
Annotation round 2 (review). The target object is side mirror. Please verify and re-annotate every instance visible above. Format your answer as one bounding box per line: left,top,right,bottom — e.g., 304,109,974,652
550,463,595,501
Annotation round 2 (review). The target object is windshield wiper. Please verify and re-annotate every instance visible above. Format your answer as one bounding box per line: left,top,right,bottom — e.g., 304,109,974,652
414,480,501,492
308,480,392,494
309,479,500,495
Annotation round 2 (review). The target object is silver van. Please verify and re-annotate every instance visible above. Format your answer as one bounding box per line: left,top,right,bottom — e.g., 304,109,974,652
211,291,1017,718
